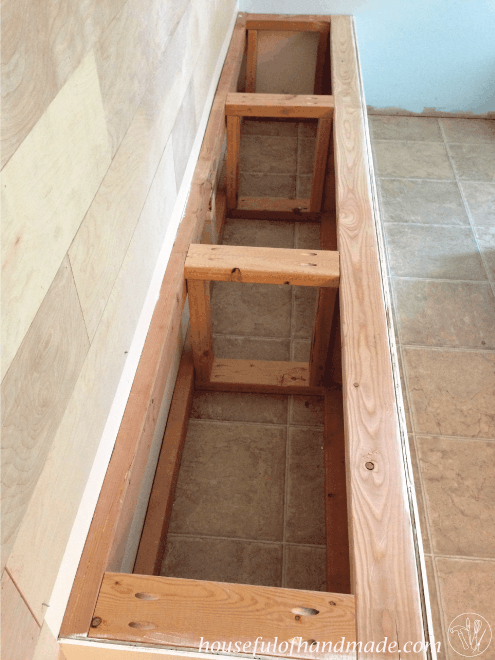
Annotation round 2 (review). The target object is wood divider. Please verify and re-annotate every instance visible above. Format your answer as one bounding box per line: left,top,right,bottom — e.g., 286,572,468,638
60,14,247,637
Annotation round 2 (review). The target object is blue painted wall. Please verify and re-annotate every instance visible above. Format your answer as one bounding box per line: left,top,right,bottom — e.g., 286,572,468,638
239,0,495,114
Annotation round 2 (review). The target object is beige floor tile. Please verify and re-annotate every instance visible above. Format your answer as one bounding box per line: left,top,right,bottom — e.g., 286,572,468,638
292,285,318,339
296,174,313,198
298,120,318,138
370,116,443,142
378,179,469,225
384,225,486,280
417,436,495,558
162,536,283,586
393,279,495,349
191,391,288,424
460,182,495,226
374,141,454,179
290,396,325,427
295,223,320,249
213,335,291,361
168,420,286,541
298,137,316,174
292,340,311,362
211,281,292,338
286,427,325,545
474,226,495,281
240,135,297,174
435,558,495,660
239,171,296,198
221,218,295,248
441,118,495,144
242,117,299,136
408,437,432,554
285,545,326,591
424,557,447,660
404,348,495,438
449,144,495,182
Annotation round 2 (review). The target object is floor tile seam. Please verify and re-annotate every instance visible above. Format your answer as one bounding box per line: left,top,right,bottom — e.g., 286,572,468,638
382,221,480,230
413,432,495,444
440,122,495,294
379,175,494,185
429,553,451,658
431,553,495,564
187,418,324,430
373,137,495,147
391,276,492,285
400,343,495,354
166,532,326,550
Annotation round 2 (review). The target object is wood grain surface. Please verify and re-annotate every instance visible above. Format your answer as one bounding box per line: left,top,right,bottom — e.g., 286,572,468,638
331,16,425,658
1,570,40,660
90,573,356,658
226,92,334,118
187,280,214,382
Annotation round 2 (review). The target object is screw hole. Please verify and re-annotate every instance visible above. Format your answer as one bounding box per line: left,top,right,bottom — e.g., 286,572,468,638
291,607,319,616
299,263,317,267
135,592,160,601
365,461,375,470
128,621,156,630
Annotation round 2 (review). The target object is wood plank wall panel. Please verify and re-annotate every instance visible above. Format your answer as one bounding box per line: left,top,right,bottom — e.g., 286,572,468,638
0,0,126,169
1,257,90,569
1,570,40,660
32,622,67,660
1,50,111,380
68,2,206,341
331,16,425,658
95,0,190,156
6,0,235,625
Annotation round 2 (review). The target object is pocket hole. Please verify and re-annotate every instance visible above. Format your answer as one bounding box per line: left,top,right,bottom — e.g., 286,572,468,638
129,621,156,630
291,607,319,616
299,263,317,267
300,252,318,256
135,592,159,601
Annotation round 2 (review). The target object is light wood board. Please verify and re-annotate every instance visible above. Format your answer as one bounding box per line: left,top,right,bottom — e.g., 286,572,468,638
226,93,334,118
1,570,40,660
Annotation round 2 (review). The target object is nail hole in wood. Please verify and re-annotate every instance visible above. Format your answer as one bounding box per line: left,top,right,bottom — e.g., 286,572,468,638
128,622,157,630
300,263,317,267
365,461,375,470
329,601,337,606
291,607,319,616
90,617,102,628
300,252,318,256
135,592,160,601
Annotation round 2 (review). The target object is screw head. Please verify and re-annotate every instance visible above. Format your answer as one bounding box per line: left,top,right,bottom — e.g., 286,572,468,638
365,461,375,470
91,617,102,628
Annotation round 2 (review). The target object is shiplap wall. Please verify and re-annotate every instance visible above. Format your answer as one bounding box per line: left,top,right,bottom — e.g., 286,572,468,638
1,1,236,658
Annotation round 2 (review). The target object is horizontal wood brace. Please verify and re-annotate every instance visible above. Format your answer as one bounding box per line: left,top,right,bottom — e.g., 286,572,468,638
226,93,334,118
185,244,339,287
196,358,326,395
246,19,330,33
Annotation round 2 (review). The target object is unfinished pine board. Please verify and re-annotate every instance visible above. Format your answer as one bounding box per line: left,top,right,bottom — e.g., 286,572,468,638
1,50,111,380
324,389,350,594
309,287,338,387
246,30,258,93
246,19,329,32
314,30,329,95
61,15,246,637
226,92,334,118
331,16,425,657
198,359,325,396
225,115,241,210
90,573,356,659
214,189,227,238
187,280,214,382
310,118,332,212
185,244,339,287
231,197,318,220
133,352,194,576
1,570,40,660
1,257,89,570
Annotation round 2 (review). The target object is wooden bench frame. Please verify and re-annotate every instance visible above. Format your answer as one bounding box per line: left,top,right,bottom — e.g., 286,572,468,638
60,13,431,660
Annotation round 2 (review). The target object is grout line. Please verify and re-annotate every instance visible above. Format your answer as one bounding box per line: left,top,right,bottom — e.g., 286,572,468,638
373,137,495,147
401,344,495,354
382,221,479,229
390,275,491,284
188,418,323,430
167,532,326,550
413,433,495,443
378,175,494,185
432,553,495,563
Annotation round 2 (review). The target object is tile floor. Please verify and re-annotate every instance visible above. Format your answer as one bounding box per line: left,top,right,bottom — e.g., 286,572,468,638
370,115,495,660
161,118,329,591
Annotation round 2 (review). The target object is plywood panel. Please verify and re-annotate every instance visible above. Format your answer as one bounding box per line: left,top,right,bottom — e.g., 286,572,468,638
6,135,178,622
1,50,111,380
95,0,190,155
1,0,126,169
1,570,40,660
1,257,90,569
69,4,205,341
331,16,425,658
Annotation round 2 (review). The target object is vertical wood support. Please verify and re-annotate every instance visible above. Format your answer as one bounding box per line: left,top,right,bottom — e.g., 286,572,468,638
309,287,338,387
187,279,214,383
246,30,258,93
226,115,241,211
310,117,332,212
314,28,329,95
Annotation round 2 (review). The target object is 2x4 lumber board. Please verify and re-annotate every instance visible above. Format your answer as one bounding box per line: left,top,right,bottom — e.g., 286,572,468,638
320,213,342,386
314,30,329,95
60,15,247,638
246,19,330,33
324,388,351,594
185,244,339,287
226,93,334,118
331,16,425,657
214,188,227,239
309,287,338,387
90,572,356,658
226,115,241,210
310,118,332,212
187,280,214,383
133,351,194,576
238,197,310,213
197,358,325,396
246,30,258,93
